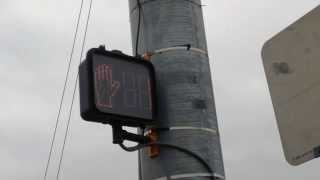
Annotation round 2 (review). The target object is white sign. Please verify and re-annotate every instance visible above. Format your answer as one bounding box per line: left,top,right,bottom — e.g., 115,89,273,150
262,5,320,166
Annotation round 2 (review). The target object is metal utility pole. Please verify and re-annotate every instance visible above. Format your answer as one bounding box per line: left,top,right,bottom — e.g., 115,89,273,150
128,0,225,179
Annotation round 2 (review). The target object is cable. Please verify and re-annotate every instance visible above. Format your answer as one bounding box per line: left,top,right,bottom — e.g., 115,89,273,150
55,0,93,179
119,143,142,152
119,142,216,180
43,0,84,179
135,0,142,56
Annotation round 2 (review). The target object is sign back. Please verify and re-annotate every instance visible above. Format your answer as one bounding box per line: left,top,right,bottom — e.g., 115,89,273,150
262,5,320,165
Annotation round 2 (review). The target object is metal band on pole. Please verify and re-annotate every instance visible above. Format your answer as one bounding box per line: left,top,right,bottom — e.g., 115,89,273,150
154,172,225,180
130,0,203,13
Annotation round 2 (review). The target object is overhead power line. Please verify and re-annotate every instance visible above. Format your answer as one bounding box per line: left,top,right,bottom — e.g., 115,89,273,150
43,0,84,179
56,0,94,179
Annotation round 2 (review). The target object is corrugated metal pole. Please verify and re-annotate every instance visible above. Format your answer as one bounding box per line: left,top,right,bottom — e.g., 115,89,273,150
128,0,225,179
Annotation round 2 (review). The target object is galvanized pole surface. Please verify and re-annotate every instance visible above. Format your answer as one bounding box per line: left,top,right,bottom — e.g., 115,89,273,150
128,0,225,179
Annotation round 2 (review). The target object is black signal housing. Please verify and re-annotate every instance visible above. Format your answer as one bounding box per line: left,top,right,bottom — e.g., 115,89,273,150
79,47,156,127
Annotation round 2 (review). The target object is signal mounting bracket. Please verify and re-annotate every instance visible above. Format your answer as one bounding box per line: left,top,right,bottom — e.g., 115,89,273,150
111,124,150,145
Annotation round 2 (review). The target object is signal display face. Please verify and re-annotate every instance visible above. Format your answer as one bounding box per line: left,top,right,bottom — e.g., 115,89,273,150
92,54,153,120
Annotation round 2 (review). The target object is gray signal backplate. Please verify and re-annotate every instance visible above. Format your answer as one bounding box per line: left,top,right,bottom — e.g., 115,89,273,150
262,5,320,166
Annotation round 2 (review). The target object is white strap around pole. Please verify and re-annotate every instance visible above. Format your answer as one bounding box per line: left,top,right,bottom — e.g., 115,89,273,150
143,126,218,136
153,46,208,56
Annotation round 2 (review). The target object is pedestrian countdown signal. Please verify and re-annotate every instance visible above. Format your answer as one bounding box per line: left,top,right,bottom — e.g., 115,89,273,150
79,47,156,127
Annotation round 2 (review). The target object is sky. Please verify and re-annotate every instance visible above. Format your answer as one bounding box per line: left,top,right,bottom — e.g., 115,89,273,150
1,0,320,180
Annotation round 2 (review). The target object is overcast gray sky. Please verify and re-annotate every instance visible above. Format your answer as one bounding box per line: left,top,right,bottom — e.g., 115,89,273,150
1,0,320,180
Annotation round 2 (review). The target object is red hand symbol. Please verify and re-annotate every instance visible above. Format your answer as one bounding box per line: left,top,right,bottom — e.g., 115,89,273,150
95,64,120,108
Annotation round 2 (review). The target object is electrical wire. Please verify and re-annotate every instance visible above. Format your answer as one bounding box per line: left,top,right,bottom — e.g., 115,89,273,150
135,0,142,56
119,142,216,180
55,0,93,179
43,0,84,179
